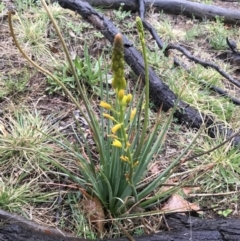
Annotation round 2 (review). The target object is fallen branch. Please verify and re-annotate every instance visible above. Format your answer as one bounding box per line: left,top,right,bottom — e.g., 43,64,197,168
1,208,240,241
0,209,84,241
166,43,240,89
84,0,240,25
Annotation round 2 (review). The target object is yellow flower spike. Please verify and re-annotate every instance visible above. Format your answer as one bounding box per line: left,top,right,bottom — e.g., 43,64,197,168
118,89,125,100
112,139,122,148
130,108,137,121
100,101,112,110
136,16,144,41
111,33,126,90
103,113,115,121
111,123,122,134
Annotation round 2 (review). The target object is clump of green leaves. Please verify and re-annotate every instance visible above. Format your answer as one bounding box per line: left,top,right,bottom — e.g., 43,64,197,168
52,20,195,216
8,0,198,220
218,209,232,217
46,62,76,95
206,16,229,50
46,44,106,96
113,3,131,23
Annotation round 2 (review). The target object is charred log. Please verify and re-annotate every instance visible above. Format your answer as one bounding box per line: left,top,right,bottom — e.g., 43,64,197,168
83,0,240,25
0,209,240,241
0,209,84,241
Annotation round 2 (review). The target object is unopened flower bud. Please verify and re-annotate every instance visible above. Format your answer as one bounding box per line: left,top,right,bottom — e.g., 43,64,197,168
118,89,124,100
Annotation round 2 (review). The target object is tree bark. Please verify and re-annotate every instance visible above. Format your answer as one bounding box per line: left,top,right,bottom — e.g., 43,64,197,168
56,0,240,147
83,0,240,25
1,209,240,241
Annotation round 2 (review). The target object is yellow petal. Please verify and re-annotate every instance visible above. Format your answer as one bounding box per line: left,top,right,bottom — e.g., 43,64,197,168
111,123,122,134
120,155,129,162
112,139,122,148
99,101,112,110
103,113,114,121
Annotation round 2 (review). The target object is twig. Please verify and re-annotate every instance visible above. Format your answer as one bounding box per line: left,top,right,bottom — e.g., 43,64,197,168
226,37,239,54
166,43,240,88
199,80,240,105
189,190,240,197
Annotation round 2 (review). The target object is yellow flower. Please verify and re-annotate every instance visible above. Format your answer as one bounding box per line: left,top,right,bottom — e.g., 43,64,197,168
118,89,125,100
126,94,132,104
130,108,136,121
111,123,122,134
126,142,131,148
133,161,139,168
103,113,114,121
112,139,122,148
120,155,129,162
100,101,112,110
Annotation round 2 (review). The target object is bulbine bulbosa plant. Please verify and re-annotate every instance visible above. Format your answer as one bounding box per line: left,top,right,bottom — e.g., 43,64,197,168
8,0,198,218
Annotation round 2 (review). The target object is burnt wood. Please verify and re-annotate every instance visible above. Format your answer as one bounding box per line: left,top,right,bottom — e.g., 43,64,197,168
83,0,240,25
0,209,84,241
0,209,240,241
